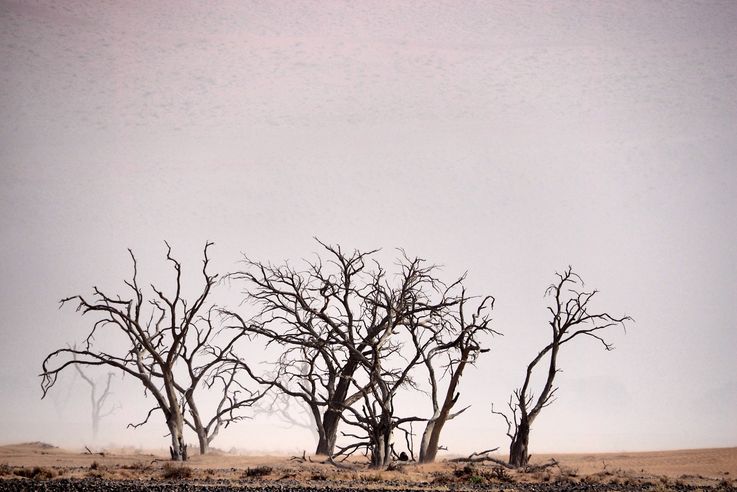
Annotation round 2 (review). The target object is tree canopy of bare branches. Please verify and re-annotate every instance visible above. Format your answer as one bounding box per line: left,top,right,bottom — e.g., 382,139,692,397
41,243,266,460
492,267,631,467
224,241,464,460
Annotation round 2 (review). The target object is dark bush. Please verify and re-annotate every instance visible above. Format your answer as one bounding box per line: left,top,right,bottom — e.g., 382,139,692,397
162,462,193,480
244,465,273,477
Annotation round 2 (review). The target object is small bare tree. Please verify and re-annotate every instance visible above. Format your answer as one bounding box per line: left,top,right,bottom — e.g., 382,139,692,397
177,307,270,455
41,242,262,460
418,290,497,463
492,267,630,467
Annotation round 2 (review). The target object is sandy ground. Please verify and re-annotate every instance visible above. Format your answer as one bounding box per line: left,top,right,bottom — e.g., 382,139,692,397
1,442,735,489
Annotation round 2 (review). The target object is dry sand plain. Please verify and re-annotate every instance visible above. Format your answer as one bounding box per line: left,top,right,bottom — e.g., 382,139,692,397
0,442,735,490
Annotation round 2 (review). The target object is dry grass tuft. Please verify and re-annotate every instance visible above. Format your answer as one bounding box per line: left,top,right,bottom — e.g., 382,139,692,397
310,471,328,481
361,472,385,482
243,465,273,478
161,462,193,480
120,460,149,471
13,466,57,480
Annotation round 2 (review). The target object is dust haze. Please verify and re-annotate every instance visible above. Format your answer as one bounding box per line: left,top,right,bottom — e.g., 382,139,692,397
1,0,736,456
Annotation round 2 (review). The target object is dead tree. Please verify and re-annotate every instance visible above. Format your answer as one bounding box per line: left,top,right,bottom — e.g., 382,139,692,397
492,267,630,467
225,241,458,457
418,290,497,463
335,309,427,468
177,307,271,455
332,257,479,468
41,242,259,460
72,363,118,440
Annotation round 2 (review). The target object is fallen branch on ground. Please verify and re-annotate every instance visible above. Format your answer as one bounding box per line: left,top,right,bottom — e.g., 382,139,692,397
448,447,510,467
290,450,311,463
326,455,360,470
84,446,105,457
522,458,559,472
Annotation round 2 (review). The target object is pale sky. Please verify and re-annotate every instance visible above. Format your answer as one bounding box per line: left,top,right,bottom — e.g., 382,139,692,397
1,1,735,455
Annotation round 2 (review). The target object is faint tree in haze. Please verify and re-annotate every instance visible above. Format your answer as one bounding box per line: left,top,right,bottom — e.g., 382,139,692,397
251,366,321,445
223,241,463,459
41,242,266,460
72,361,119,441
492,267,631,467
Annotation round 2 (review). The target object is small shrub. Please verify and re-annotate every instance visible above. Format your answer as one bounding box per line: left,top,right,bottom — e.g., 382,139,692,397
310,472,328,481
0,463,11,476
468,475,485,484
431,472,453,485
718,478,733,490
244,465,272,478
454,464,476,478
489,466,513,482
162,462,193,480
361,473,385,482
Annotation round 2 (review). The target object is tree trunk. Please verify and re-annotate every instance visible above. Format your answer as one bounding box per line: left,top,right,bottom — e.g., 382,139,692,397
168,418,188,461
419,349,471,463
196,430,208,455
370,428,392,469
508,419,530,467
186,396,209,455
314,358,360,456
165,382,187,461
91,410,100,441
315,409,339,455
419,420,437,463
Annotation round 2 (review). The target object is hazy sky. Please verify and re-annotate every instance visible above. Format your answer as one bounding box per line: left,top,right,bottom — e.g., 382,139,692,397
1,1,736,455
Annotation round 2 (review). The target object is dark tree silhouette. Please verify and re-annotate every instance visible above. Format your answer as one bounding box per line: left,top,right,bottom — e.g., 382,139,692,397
492,267,631,467
41,243,264,459
224,241,459,457
332,255,454,467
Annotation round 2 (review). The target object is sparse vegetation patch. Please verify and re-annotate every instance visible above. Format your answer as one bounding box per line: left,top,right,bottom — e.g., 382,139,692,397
161,462,192,480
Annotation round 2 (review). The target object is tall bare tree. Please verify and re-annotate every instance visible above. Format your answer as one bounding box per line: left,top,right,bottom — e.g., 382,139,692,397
225,241,458,457
492,267,630,467
41,242,262,460
333,256,450,468
418,290,497,463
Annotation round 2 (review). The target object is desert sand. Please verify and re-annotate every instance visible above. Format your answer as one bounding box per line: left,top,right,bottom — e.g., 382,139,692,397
1,442,736,490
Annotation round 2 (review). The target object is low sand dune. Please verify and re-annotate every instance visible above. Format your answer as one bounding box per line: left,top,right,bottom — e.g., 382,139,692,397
533,448,737,479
